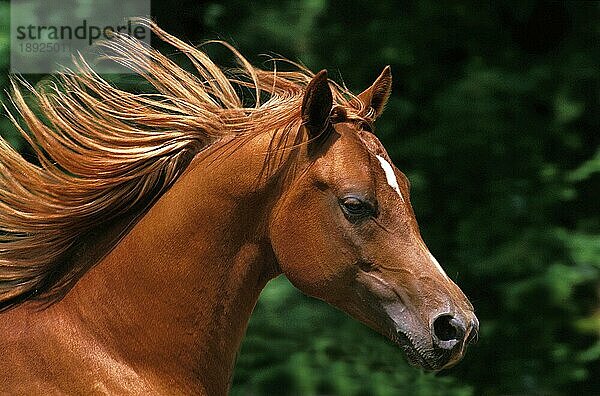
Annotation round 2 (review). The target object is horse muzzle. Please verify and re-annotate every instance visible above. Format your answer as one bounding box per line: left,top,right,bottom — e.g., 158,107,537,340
392,311,479,371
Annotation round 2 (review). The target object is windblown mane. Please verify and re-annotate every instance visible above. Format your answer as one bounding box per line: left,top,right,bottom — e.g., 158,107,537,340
0,20,366,311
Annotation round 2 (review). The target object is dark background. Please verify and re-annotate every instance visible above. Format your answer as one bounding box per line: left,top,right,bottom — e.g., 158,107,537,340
1,1,598,395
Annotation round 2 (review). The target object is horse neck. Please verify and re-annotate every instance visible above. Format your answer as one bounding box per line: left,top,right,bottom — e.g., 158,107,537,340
61,131,298,393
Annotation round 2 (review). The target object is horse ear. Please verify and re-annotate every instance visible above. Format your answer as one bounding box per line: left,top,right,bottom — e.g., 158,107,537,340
357,66,392,119
302,70,333,140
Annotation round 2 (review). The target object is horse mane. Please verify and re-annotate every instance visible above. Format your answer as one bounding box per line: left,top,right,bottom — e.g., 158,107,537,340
0,19,366,311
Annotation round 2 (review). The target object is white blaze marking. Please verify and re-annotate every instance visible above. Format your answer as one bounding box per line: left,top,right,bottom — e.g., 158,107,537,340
375,155,404,202
416,237,449,279
428,251,449,279
374,155,447,279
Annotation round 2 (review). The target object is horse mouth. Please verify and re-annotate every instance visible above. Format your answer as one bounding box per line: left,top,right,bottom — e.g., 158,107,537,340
392,331,449,371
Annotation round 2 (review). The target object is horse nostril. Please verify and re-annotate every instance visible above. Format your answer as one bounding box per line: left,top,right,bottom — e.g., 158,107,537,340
432,314,465,348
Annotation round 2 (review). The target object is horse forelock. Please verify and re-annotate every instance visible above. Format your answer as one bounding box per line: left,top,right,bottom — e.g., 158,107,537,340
0,19,368,310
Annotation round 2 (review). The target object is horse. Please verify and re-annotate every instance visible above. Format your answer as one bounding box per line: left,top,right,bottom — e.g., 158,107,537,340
0,21,478,395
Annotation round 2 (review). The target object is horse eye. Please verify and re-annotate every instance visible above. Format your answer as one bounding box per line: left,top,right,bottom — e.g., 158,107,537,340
339,196,375,222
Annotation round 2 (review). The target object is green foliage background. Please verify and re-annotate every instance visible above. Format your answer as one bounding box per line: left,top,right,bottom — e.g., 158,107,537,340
1,1,598,394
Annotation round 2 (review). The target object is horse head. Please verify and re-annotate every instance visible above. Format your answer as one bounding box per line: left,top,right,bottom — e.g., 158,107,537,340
269,68,478,370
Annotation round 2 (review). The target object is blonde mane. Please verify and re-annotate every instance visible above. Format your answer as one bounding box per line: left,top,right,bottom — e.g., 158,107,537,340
0,20,366,310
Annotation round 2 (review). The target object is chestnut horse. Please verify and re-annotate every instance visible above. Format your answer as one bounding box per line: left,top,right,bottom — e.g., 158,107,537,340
0,22,478,395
